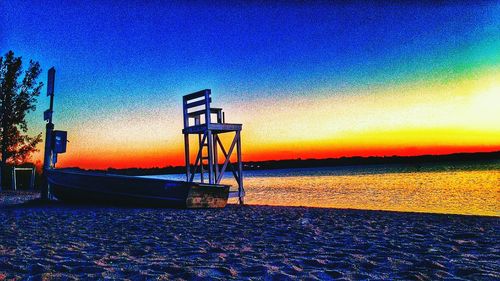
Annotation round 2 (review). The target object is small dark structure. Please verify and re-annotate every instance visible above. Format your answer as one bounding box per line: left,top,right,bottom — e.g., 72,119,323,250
182,89,245,204
11,167,35,190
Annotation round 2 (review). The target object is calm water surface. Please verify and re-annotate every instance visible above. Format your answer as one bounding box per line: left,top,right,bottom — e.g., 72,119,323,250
146,163,500,216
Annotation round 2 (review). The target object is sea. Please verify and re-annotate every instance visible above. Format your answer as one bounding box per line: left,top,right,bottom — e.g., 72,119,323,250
144,161,500,217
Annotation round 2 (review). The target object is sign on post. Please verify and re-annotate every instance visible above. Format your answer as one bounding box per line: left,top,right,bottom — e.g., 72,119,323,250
43,109,52,121
47,67,55,96
52,130,68,153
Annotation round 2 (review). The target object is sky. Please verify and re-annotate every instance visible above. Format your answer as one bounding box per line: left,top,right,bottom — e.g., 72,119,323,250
1,1,499,169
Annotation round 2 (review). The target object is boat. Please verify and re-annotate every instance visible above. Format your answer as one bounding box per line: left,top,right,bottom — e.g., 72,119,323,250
47,169,230,208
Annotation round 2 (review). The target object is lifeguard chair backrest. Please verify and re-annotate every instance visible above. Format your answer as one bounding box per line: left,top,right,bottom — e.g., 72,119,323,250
182,89,212,128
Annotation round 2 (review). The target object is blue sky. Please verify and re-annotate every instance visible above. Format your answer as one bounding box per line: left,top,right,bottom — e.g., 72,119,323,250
3,1,497,96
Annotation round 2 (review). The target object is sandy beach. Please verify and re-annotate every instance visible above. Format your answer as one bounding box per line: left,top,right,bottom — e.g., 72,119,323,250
0,191,498,280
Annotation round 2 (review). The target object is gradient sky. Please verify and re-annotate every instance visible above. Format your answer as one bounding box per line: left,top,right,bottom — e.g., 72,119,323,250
1,1,499,169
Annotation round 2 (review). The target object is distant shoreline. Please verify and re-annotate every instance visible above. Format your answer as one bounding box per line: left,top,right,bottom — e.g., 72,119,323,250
79,151,500,176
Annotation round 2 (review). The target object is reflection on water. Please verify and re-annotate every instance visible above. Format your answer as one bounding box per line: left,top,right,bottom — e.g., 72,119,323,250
237,170,499,216
146,164,500,216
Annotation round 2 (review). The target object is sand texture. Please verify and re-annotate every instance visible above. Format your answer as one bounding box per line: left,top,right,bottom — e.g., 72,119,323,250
0,192,498,280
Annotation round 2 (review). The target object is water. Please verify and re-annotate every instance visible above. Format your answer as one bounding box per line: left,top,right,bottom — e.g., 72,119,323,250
143,163,500,217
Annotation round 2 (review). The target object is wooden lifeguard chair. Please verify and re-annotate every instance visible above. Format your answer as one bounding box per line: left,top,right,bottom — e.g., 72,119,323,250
182,89,245,204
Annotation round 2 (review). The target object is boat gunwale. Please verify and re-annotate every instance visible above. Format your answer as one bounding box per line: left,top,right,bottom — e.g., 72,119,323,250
47,169,231,188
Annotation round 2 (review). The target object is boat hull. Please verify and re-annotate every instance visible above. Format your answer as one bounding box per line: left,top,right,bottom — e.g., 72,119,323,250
47,169,230,208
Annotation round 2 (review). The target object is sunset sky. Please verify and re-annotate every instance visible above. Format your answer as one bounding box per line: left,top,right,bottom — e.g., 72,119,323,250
1,1,499,169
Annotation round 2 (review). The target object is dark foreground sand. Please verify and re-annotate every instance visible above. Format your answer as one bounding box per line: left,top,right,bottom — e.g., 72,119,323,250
0,192,498,280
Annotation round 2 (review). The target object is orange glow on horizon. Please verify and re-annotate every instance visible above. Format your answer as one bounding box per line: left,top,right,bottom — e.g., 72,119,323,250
51,145,500,170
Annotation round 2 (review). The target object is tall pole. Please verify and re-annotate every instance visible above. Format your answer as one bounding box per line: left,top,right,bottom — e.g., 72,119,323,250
42,67,55,200
0,104,2,191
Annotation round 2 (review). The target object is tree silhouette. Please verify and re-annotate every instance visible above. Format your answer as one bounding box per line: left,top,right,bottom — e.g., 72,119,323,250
0,50,43,188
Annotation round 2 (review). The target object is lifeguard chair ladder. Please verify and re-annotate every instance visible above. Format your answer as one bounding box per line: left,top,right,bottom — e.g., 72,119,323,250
182,89,245,204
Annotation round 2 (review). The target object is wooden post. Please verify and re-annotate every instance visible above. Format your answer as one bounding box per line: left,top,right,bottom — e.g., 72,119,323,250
30,168,35,190
11,168,15,191
182,95,190,182
213,134,219,182
184,134,190,181
236,130,244,204
199,133,204,183
203,90,213,184
207,130,214,184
